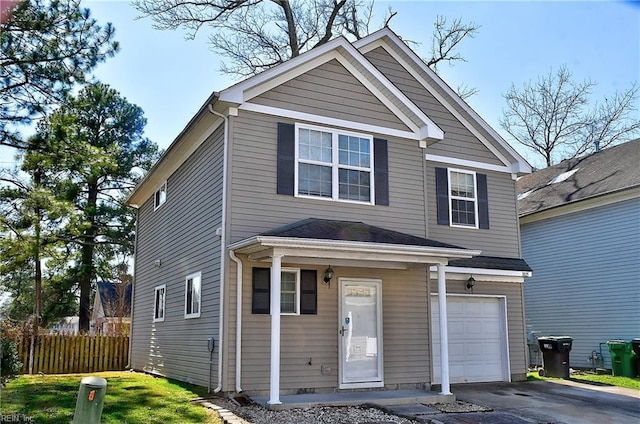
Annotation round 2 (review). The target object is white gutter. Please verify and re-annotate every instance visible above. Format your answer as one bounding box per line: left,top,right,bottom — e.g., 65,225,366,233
229,250,243,393
229,236,480,260
208,104,228,393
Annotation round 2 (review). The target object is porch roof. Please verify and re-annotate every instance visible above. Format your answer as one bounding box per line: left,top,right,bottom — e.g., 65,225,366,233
228,218,481,267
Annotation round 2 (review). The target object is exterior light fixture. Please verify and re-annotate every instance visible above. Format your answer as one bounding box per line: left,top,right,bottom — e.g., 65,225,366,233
466,276,476,290
323,266,334,286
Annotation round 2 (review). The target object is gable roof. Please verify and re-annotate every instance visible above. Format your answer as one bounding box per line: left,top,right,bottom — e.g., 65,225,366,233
219,35,444,141
517,139,640,217
128,28,529,207
96,281,132,317
354,27,532,175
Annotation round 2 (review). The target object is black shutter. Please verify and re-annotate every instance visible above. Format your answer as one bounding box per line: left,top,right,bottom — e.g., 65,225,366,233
477,173,490,229
374,138,389,206
252,268,270,314
435,167,450,225
277,122,295,195
300,270,317,315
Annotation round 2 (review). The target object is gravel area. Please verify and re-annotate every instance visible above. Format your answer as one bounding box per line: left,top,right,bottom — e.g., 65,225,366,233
202,397,492,424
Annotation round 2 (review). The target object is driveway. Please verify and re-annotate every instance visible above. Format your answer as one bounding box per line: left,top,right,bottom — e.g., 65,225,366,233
440,379,640,424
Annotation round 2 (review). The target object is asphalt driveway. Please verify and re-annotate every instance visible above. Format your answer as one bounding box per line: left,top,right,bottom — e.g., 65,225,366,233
442,379,640,424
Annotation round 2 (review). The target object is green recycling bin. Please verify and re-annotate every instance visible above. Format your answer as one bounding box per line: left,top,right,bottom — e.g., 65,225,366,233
73,376,107,424
607,340,637,377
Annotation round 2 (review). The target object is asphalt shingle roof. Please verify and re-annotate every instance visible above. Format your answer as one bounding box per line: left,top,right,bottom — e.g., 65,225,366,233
517,139,640,217
97,281,132,317
261,218,464,249
260,218,531,272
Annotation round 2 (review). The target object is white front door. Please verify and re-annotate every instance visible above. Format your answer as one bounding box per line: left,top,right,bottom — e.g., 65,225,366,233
339,279,383,388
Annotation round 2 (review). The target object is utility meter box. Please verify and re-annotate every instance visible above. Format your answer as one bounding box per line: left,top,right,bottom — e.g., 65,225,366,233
73,376,107,424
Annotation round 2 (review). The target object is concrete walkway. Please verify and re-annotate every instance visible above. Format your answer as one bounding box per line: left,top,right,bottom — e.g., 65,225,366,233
251,389,453,410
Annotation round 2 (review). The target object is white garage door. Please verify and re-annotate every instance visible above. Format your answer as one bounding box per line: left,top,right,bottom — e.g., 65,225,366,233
431,295,509,384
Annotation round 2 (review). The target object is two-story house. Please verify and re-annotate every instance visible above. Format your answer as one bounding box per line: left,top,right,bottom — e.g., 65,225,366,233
126,28,532,405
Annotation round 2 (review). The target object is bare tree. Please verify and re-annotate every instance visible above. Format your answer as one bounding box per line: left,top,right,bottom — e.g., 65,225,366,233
501,66,640,166
133,0,479,78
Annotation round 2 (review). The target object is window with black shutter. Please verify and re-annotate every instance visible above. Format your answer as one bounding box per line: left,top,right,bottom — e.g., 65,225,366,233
252,267,318,315
435,167,489,229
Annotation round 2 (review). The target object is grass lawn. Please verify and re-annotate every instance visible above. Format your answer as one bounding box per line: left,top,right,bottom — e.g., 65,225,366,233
0,371,222,424
527,371,640,391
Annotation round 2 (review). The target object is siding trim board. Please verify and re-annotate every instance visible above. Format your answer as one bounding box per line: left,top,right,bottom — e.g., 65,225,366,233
240,99,419,141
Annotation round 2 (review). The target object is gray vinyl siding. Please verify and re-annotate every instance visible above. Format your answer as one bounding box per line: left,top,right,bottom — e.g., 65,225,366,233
131,123,225,387
226,260,431,394
425,163,521,257
442,278,528,381
367,45,515,163
521,197,640,369
364,47,503,166
251,59,410,132
228,109,427,242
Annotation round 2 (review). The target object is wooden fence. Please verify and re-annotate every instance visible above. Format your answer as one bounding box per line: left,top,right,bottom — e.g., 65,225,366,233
15,334,129,374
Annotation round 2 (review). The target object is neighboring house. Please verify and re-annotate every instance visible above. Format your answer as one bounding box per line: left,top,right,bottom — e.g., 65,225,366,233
92,281,132,335
518,139,640,369
49,316,80,335
127,28,532,403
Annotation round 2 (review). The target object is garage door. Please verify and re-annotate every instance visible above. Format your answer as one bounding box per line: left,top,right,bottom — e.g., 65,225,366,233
431,295,509,384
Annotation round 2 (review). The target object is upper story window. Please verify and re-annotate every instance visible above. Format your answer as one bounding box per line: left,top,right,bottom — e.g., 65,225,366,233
449,169,477,228
153,284,166,322
295,124,373,204
154,181,167,210
184,272,201,319
436,167,489,229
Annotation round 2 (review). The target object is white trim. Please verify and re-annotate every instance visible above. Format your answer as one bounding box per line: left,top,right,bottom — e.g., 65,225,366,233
153,284,166,323
240,102,421,141
448,168,479,229
280,268,301,315
436,263,451,394
355,29,531,174
153,181,167,211
426,153,512,174
519,186,640,224
220,36,444,141
184,272,202,319
231,237,481,265
268,254,283,405
294,123,375,205
338,278,384,389
429,265,531,280
430,293,511,384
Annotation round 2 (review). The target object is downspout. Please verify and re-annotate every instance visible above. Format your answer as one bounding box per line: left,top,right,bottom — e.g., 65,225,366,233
208,103,228,393
127,209,140,369
229,250,243,393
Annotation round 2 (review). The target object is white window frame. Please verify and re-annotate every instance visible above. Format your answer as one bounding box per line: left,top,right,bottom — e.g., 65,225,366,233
154,181,167,210
184,272,201,319
294,123,375,205
280,268,301,316
153,284,166,323
448,168,479,229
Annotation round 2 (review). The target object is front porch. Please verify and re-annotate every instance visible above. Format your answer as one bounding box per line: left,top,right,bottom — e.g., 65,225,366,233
250,388,454,410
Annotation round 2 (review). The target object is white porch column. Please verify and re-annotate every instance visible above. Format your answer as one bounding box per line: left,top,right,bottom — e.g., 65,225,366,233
437,262,452,395
268,253,283,405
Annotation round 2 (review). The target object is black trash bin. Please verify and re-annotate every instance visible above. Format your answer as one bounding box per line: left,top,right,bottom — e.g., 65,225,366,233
538,336,572,378
631,339,640,377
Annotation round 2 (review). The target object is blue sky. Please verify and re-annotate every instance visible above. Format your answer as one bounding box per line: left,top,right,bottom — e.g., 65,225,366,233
35,1,640,167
